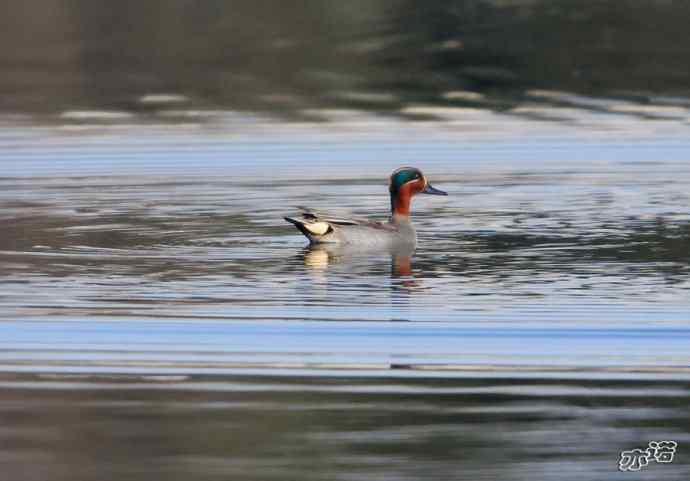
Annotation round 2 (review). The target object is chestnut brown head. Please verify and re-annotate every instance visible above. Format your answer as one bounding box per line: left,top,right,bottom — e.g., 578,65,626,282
389,167,446,217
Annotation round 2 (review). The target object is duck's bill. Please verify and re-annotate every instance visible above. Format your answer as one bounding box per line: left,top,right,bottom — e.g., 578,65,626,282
422,184,447,195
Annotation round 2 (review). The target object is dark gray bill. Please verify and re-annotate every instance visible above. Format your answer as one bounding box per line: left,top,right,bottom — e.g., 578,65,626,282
422,183,447,195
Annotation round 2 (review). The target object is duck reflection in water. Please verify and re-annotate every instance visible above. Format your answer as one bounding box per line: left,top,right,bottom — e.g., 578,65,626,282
301,243,420,290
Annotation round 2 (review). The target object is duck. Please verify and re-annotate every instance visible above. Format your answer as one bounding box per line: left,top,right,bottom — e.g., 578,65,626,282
284,166,447,247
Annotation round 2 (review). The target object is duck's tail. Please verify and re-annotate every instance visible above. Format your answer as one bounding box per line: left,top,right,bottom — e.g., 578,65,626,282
284,216,333,241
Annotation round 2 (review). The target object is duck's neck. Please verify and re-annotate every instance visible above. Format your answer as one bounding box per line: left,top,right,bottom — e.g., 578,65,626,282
390,187,412,220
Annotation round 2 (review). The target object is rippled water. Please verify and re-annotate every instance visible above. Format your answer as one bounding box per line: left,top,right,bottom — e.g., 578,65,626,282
3,126,690,323
1,123,689,479
2,373,689,481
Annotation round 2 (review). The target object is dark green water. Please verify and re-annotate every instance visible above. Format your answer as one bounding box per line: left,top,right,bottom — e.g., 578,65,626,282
1,373,689,481
3,0,690,116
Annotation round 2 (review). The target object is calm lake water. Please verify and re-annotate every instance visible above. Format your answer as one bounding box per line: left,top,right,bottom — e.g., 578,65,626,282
1,116,690,480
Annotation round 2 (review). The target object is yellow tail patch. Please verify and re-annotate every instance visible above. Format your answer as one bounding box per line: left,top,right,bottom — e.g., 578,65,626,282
304,221,330,236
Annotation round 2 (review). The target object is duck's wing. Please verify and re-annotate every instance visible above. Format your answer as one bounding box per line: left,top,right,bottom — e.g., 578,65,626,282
296,206,398,230
285,206,396,240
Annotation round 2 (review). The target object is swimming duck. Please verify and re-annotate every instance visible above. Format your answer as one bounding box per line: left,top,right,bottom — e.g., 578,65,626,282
284,167,447,246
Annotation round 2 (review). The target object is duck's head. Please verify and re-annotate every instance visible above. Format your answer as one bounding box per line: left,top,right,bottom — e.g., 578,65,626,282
389,166,446,217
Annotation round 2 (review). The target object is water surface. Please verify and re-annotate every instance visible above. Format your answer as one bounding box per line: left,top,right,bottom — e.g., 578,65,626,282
1,123,689,480
3,0,690,477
